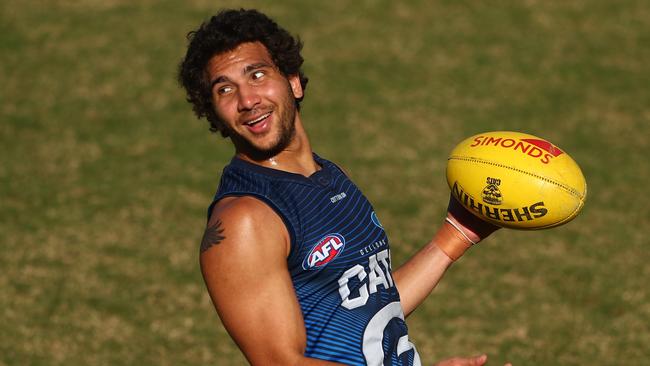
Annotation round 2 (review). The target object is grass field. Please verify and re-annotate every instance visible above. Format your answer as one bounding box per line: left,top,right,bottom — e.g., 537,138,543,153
2,1,649,365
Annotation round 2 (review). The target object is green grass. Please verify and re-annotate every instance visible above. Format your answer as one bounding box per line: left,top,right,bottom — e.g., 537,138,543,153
2,0,649,365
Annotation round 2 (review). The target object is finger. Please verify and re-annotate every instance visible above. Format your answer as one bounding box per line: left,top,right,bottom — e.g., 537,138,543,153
472,354,488,365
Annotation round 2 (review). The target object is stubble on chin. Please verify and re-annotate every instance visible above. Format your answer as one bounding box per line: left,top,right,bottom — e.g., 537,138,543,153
228,100,297,161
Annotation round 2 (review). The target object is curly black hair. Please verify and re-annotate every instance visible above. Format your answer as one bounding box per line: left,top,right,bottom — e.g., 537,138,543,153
178,9,308,137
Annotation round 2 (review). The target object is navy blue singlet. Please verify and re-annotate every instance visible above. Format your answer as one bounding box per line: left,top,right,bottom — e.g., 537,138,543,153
209,154,421,366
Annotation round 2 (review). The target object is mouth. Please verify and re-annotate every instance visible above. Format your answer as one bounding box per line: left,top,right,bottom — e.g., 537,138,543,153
244,112,272,127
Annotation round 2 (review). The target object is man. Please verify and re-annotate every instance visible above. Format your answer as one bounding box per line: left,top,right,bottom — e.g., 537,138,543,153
178,9,511,366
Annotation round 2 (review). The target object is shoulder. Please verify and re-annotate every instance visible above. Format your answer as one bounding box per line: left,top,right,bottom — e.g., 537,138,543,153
201,196,290,257
212,195,273,221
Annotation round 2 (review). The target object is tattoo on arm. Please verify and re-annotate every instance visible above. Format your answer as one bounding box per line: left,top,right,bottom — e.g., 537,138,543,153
200,219,226,253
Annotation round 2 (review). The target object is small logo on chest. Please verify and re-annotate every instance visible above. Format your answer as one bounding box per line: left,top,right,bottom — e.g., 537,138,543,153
302,234,346,270
330,192,347,203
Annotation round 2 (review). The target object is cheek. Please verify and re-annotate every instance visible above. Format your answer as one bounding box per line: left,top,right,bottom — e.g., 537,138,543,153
264,81,293,103
212,98,235,121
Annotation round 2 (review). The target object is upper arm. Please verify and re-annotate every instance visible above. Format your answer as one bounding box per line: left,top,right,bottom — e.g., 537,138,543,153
199,196,305,365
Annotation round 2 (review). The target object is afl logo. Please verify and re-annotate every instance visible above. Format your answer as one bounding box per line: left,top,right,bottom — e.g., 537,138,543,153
302,234,346,270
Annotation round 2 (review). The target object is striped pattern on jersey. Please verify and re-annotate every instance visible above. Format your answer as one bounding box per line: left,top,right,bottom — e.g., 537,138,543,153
209,154,420,366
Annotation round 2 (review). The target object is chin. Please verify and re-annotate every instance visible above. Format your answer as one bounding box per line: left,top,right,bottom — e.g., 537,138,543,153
232,121,295,161
237,137,286,161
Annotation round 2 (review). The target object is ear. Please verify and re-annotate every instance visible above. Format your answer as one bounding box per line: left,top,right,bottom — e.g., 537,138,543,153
288,74,304,99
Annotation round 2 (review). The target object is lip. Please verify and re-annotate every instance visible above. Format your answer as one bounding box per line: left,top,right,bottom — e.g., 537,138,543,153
242,111,272,134
242,111,272,125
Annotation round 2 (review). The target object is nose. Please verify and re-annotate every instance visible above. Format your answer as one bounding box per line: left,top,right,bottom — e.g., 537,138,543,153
237,84,261,111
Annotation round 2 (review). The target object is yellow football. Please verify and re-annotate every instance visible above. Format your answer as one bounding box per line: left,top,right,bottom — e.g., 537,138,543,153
446,131,587,229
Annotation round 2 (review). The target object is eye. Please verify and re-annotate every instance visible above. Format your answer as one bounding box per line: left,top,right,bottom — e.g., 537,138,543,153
216,85,233,95
251,70,265,80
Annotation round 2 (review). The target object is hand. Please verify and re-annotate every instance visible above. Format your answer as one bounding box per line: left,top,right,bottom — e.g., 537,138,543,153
434,194,502,261
446,194,500,244
434,354,512,366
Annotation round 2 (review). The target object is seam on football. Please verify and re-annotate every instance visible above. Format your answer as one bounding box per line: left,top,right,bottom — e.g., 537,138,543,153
448,156,585,199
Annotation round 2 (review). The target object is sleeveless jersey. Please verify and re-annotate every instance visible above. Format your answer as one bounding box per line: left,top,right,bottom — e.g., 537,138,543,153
209,154,421,366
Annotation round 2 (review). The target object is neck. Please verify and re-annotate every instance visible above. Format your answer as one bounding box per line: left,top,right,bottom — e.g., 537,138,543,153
235,116,320,177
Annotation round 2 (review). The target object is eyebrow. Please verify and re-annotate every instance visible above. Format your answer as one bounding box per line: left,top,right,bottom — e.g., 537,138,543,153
209,62,273,89
244,62,272,74
210,75,230,89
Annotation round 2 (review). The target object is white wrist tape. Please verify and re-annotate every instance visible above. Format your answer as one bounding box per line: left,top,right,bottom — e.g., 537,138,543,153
444,217,477,245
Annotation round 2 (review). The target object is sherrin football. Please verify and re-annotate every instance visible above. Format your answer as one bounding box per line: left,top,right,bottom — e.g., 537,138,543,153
446,131,587,230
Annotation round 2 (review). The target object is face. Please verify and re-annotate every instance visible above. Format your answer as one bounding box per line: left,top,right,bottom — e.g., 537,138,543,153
206,42,303,160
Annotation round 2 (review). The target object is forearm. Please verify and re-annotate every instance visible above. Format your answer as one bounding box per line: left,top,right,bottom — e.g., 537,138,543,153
283,357,348,366
393,222,471,317
246,353,347,366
